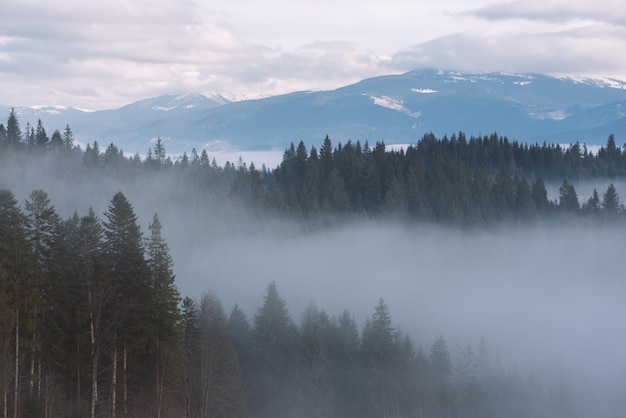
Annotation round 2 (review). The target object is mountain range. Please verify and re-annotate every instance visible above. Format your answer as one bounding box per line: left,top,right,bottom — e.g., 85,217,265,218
3,68,626,157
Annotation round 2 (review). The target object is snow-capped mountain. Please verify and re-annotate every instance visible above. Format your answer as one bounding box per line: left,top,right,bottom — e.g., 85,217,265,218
3,69,626,156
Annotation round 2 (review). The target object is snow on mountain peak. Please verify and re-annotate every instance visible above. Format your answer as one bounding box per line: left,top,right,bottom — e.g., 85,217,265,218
24,105,67,116
412,88,438,94
150,93,216,111
369,95,421,118
203,92,253,104
556,75,626,90
527,108,569,121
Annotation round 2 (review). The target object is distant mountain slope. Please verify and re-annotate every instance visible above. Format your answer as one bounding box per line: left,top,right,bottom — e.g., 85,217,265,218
3,69,626,155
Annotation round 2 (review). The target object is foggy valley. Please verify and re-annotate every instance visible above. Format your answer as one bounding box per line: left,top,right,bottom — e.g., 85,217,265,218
2,118,626,417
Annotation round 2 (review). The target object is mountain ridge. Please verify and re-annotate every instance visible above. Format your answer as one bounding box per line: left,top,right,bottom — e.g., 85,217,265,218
3,68,626,155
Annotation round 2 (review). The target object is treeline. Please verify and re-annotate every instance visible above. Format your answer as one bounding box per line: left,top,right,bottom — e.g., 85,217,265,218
273,134,626,224
2,108,626,227
0,188,581,418
183,282,582,418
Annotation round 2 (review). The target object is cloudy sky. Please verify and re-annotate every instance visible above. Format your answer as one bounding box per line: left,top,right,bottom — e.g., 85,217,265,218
2,0,626,110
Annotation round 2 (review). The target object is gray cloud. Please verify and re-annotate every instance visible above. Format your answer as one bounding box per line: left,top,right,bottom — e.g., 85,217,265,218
0,1,396,109
468,1,626,26
390,25,626,77
2,0,626,109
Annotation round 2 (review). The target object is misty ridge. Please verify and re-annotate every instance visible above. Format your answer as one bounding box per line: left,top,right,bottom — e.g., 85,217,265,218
2,110,626,417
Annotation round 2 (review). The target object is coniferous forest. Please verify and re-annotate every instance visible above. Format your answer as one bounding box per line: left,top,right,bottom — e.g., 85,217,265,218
2,109,626,417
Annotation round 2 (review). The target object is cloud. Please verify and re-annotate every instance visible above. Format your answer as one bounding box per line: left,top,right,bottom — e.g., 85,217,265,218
468,1,626,26
0,0,395,109
390,25,626,78
2,0,626,109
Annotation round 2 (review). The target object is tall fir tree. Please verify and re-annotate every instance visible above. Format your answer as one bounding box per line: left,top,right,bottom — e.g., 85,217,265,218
146,213,181,418
23,190,63,412
0,189,31,418
253,282,298,418
103,192,151,417
5,109,22,150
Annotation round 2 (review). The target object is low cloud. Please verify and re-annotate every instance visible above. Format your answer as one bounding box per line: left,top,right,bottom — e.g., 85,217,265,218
0,1,393,109
391,25,626,78
2,0,626,109
468,1,626,26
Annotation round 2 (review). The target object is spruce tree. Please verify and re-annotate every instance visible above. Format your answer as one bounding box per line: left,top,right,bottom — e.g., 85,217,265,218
558,180,580,214
63,125,74,149
5,109,22,149
196,292,244,418
253,281,298,418
0,189,31,418
103,192,151,417
361,299,396,418
23,190,62,408
179,296,200,418
602,183,622,220
429,335,452,418
0,123,6,147
77,208,107,418
146,213,181,418
34,120,48,150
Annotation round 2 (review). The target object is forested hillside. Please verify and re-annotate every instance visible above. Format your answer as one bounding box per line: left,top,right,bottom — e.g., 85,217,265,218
2,109,626,417
3,108,626,227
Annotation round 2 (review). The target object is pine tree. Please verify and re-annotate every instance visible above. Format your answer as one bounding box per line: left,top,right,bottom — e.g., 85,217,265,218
196,292,244,418
582,188,600,217
429,335,452,418
153,138,167,167
23,190,62,410
83,142,100,170
77,208,108,418
49,130,63,150
180,296,199,418
558,179,580,214
602,183,622,220
34,120,48,150
228,304,252,370
0,189,31,418
146,213,181,418
63,125,74,149
103,192,151,417
361,298,396,418
331,310,361,418
531,177,550,215
0,123,6,147
253,281,298,418
298,302,333,417
5,109,22,150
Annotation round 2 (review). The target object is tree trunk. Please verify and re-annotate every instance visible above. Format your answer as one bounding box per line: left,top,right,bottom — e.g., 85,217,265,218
76,340,80,411
88,287,98,418
3,341,8,418
155,335,161,418
90,351,98,418
13,306,19,418
37,361,41,400
29,331,34,396
123,342,127,417
111,340,117,418
44,372,49,418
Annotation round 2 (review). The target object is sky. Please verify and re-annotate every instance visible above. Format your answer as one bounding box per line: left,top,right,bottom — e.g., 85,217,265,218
2,0,626,110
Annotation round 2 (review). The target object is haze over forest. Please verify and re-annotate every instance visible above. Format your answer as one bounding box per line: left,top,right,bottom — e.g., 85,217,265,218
2,109,626,417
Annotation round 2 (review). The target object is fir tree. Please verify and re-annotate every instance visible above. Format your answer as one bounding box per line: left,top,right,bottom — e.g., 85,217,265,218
146,213,181,418
103,192,151,417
